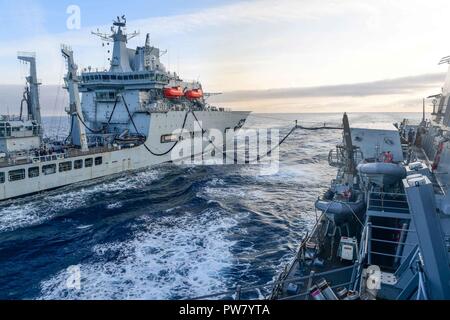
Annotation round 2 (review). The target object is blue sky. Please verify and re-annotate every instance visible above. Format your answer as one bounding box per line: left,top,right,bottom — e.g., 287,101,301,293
1,0,450,113
0,0,239,40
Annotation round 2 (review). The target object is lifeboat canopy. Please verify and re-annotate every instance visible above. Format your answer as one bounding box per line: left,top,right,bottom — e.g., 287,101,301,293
185,89,203,100
164,87,184,99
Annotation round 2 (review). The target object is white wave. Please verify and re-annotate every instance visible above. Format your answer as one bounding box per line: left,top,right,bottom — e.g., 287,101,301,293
206,178,226,187
0,169,161,233
76,225,93,230
106,202,123,210
164,205,181,213
38,208,238,300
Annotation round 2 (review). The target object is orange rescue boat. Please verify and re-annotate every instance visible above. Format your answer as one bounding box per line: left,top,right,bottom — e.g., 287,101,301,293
164,87,184,99
185,89,203,100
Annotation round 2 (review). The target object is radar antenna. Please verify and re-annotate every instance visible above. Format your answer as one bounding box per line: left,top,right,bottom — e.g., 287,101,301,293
91,15,139,42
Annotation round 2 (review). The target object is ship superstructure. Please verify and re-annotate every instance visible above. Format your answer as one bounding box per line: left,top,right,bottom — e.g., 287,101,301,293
0,16,250,201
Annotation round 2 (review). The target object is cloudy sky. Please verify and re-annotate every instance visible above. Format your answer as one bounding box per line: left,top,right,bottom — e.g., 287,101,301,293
0,0,449,114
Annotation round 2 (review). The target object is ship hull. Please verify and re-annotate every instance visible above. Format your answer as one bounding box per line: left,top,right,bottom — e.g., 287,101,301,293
0,110,250,201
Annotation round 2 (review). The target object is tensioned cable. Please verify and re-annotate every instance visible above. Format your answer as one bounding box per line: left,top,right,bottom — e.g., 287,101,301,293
76,97,120,134
72,94,341,159
122,95,190,157
192,110,304,163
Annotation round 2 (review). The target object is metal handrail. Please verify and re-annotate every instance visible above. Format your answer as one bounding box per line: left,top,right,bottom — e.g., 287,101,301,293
371,225,416,232
370,251,405,259
368,191,408,197
368,198,409,204
371,238,416,246
367,205,410,213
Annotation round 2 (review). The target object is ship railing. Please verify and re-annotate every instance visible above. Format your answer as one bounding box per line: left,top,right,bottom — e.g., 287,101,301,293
352,220,420,294
17,51,36,58
328,148,344,167
67,145,121,158
365,224,417,266
186,264,357,301
328,146,364,168
31,153,67,164
367,192,410,214
353,220,419,295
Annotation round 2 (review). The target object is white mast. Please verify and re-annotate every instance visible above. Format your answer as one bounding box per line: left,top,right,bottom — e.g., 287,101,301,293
17,52,43,135
91,15,139,72
61,45,89,151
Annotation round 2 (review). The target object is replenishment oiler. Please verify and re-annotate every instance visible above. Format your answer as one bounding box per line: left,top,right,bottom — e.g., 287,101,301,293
0,16,249,201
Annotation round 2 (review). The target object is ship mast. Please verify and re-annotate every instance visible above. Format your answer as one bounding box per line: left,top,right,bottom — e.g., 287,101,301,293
91,15,139,72
61,45,89,151
17,52,42,135
343,113,356,183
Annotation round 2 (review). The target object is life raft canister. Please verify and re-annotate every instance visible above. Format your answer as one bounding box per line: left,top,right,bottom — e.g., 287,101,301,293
383,152,394,163
343,189,352,200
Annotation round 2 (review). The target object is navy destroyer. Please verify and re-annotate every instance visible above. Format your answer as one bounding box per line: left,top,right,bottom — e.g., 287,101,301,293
190,57,450,301
268,60,450,300
0,16,249,201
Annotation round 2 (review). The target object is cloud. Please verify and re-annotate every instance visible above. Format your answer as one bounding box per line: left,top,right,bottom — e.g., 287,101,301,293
0,0,394,85
0,85,67,116
0,72,444,115
210,72,445,103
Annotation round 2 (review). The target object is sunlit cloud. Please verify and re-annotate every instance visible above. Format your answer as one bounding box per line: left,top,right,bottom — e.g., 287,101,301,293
0,0,449,112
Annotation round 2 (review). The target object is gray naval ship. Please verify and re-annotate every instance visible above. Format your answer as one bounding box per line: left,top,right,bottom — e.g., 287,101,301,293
269,59,450,300
0,16,249,201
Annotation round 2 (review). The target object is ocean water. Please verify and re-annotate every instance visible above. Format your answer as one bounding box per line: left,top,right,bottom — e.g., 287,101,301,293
0,112,422,300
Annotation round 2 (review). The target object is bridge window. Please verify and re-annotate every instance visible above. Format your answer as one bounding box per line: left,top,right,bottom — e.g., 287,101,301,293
9,169,25,182
95,157,103,166
28,167,40,178
43,164,56,175
0,172,5,183
59,161,72,172
85,158,93,168
96,91,117,102
74,160,83,170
